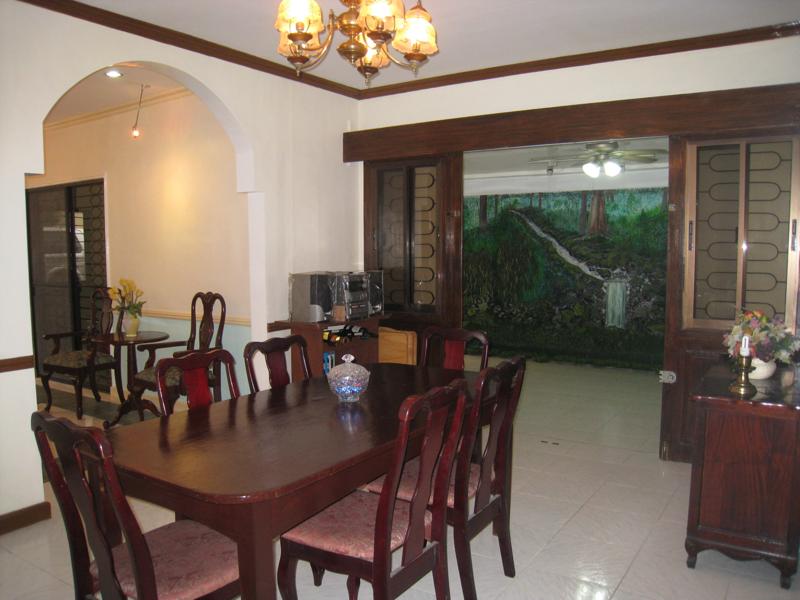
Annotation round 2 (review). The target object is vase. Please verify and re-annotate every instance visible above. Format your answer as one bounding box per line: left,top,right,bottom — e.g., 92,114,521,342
124,315,141,338
749,358,776,380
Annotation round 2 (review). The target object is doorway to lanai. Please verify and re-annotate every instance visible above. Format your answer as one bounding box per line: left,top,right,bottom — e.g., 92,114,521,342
25,62,254,416
462,137,669,370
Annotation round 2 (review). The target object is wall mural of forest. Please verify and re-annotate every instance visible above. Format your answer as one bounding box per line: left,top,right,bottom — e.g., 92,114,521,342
462,189,668,369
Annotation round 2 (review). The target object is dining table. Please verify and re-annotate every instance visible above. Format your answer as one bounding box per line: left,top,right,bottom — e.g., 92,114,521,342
108,362,475,600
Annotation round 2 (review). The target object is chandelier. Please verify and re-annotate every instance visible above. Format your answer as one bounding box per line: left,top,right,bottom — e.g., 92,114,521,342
274,0,438,85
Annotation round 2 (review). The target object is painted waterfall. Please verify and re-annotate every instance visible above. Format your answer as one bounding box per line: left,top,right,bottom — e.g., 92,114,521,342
462,189,668,369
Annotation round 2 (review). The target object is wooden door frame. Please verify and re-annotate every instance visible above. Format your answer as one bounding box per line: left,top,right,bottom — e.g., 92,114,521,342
349,83,800,459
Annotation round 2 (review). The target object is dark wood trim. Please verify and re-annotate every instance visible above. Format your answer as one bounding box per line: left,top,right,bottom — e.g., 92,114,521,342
14,1,800,101
16,0,360,99
0,355,35,373
359,21,800,99
0,501,51,535
344,83,800,162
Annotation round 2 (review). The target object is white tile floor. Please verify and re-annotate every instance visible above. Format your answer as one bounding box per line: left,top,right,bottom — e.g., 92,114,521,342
3,360,797,599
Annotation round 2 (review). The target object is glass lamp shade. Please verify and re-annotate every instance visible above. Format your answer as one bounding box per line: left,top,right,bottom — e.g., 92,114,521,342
603,159,622,177
358,33,390,69
582,161,601,178
274,0,324,34
391,2,437,57
358,0,405,36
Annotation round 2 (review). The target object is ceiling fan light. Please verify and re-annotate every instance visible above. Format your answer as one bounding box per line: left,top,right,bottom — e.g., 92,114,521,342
582,161,601,178
603,159,622,177
391,2,437,57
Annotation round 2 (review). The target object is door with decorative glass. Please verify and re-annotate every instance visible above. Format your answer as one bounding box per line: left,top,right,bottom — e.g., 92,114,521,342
660,136,799,462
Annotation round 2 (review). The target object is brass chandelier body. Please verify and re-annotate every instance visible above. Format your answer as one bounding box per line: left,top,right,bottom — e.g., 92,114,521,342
274,0,438,85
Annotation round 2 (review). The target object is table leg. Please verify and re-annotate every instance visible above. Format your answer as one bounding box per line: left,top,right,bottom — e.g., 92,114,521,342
238,508,278,600
104,343,161,428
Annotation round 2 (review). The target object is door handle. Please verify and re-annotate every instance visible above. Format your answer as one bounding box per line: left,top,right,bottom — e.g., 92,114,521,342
688,220,694,251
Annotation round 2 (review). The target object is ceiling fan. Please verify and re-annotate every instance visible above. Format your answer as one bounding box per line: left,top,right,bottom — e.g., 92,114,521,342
529,141,667,178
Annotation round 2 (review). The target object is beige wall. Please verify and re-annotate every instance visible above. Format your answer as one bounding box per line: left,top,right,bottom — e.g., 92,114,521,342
26,91,250,318
0,1,360,516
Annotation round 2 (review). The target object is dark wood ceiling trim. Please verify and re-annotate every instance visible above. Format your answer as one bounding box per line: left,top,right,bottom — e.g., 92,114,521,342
16,0,361,99
0,355,34,373
13,1,800,101
358,21,800,99
343,83,800,162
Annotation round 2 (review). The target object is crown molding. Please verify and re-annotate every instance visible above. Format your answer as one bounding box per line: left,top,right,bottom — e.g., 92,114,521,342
15,1,800,101
46,88,192,130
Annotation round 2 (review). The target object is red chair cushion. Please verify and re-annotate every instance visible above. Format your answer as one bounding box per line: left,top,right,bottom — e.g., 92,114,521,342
364,456,481,508
89,519,238,600
443,340,466,370
282,490,429,561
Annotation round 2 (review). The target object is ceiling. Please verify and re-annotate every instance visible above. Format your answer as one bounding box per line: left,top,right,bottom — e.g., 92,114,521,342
70,0,799,90
464,137,669,195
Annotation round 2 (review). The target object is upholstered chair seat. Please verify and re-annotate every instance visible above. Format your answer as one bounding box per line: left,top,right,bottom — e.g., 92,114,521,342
43,350,114,370
88,519,238,600
134,365,182,388
282,490,431,562
364,457,482,508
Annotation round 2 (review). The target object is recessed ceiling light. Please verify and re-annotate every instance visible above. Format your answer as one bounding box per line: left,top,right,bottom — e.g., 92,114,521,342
105,69,123,79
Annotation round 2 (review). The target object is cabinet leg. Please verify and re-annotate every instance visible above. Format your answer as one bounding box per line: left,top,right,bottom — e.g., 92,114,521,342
686,554,697,569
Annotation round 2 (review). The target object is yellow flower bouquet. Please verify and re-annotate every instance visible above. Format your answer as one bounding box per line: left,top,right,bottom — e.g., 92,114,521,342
109,278,146,317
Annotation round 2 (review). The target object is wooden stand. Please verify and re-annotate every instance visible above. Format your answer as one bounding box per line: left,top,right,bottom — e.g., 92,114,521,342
687,364,800,589
270,318,380,378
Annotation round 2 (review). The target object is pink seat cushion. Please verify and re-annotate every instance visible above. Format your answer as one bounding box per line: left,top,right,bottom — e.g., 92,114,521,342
364,457,482,508
282,490,429,562
89,519,238,600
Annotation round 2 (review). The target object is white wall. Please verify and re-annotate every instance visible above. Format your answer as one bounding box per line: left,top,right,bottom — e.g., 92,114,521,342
357,37,800,129
27,91,251,318
0,0,359,516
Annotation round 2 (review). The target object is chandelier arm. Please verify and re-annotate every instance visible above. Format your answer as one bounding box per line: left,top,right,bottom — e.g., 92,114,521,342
291,10,336,73
380,45,417,71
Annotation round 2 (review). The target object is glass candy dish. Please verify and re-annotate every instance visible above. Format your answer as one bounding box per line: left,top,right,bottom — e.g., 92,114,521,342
327,354,370,403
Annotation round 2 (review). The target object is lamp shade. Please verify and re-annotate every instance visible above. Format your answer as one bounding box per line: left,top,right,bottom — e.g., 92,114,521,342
358,0,405,34
274,0,324,34
358,33,390,69
582,161,601,178
392,2,437,56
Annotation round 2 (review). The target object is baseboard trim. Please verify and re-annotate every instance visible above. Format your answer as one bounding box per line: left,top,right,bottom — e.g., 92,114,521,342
0,501,51,535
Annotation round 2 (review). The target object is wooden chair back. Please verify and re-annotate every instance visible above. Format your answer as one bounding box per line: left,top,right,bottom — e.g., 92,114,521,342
155,348,240,415
374,379,468,590
420,325,490,371
456,357,526,517
188,291,226,351
243,335,311,393
31,411,157,600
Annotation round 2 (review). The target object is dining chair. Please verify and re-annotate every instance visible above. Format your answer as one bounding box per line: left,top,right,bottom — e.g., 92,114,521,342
40,287,125,419
31,411,240,600
364,357,526,600
243,334,311,393
277,380,469,600
128,291,226,412
420,325,490,371
155,348,240,415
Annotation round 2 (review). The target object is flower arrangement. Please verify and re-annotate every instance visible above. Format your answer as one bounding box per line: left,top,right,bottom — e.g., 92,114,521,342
109,278,145,317
723,309,800,364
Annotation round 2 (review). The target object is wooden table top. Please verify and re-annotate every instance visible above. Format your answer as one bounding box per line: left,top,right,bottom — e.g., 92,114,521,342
93,330,169,346
692,363,800,410
108,363,473,504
